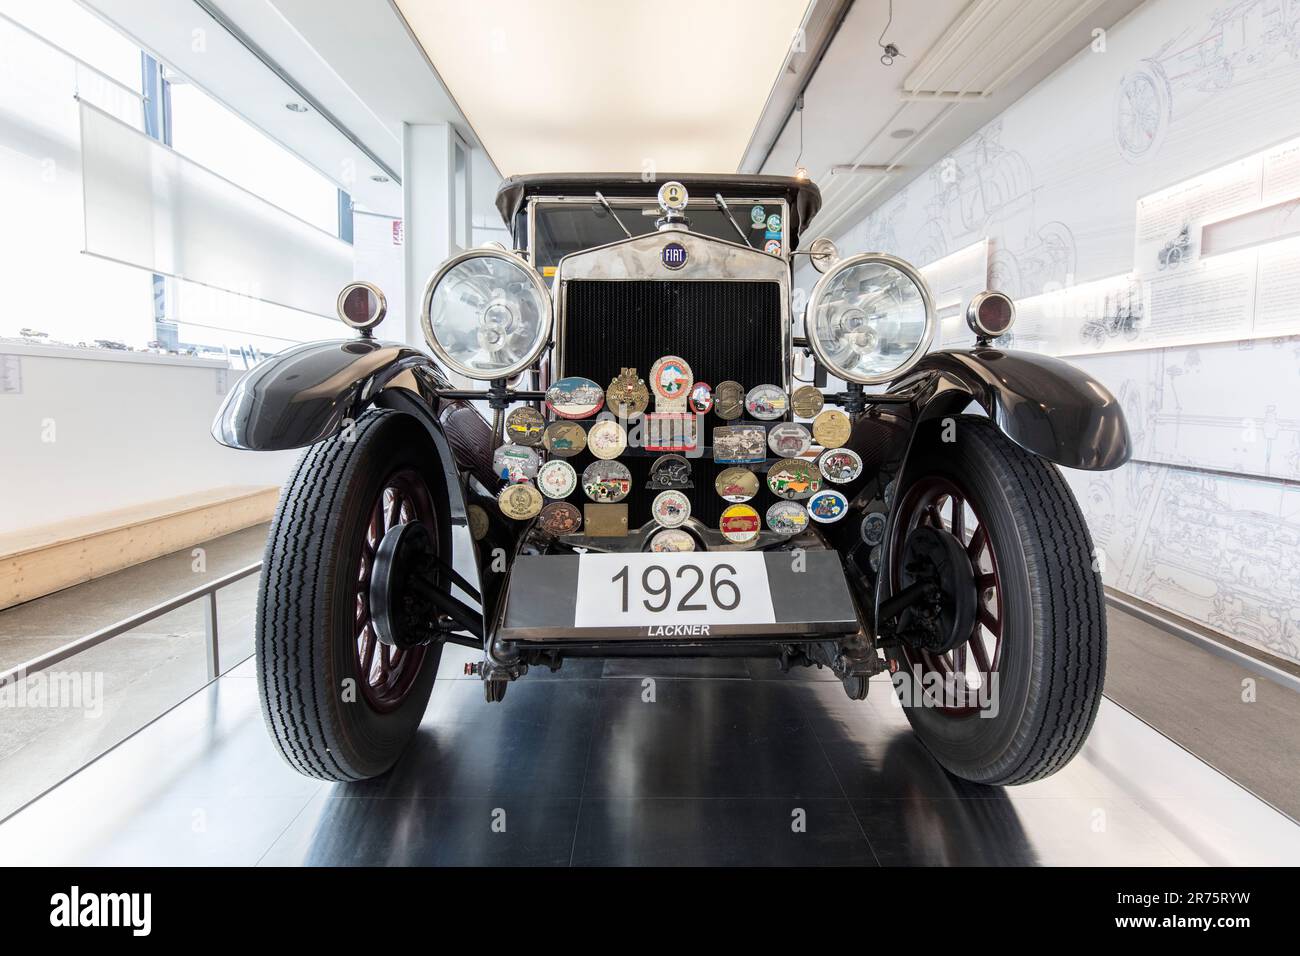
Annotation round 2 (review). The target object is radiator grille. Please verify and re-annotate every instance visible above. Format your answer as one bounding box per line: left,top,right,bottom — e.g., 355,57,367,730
560,280,785,528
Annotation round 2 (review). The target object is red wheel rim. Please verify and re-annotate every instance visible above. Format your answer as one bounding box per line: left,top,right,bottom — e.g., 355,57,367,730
355,467,435,712
891,476,1002,717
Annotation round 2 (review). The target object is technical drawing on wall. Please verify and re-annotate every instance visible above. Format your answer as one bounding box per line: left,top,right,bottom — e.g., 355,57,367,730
908,121,1076,299
1115,0,1300,162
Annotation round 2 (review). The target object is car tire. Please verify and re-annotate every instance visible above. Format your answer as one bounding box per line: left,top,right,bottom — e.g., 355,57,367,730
890,416,1106,786
256,408,445,781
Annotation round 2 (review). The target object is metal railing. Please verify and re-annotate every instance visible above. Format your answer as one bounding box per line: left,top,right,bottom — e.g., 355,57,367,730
0,562,263,688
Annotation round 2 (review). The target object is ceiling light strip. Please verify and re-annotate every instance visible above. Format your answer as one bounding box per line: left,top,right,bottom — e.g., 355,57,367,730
190,0,401,185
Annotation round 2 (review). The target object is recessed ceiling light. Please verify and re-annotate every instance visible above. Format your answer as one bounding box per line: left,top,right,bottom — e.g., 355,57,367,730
890,128,915,139
285,102,309,113
370,174,390,184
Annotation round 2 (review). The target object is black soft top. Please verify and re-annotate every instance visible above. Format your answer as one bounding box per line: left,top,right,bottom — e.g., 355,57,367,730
495,172,822,249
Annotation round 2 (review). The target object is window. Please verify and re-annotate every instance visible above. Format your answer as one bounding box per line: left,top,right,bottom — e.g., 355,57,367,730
168,82,340,235
0,2,153,348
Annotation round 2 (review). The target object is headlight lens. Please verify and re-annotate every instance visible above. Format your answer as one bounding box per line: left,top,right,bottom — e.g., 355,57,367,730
421,250,552,380
805,253,935,385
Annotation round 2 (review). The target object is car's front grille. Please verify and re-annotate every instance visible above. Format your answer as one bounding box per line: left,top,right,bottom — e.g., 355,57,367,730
561,279,785,527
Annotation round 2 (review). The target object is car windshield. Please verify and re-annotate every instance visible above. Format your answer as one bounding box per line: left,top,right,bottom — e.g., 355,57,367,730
530,198,788,272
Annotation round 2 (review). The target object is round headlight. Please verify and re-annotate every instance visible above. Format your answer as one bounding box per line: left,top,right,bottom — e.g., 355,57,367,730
420,249,552,381
804,253,936,385
966,290,1016,340
337,281,387,332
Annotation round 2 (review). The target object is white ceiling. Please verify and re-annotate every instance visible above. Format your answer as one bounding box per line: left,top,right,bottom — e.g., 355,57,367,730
393,0,814,175
758,0,1146,238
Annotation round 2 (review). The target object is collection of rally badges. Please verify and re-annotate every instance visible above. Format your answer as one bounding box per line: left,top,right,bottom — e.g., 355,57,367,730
486,354,860,553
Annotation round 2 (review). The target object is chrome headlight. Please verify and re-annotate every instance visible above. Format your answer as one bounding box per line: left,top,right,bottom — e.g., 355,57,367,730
804,253,935,385
420,249,552,380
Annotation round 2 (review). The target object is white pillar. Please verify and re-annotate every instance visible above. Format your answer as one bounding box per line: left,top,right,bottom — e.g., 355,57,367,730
402,122,457,349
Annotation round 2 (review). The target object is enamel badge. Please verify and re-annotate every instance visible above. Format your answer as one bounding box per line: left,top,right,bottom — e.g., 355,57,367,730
766,457,821,501
505,406,544,445
606,367,650,418
546,376,605,419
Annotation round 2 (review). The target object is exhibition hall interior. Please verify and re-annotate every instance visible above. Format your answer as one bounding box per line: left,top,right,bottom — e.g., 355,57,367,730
1,0,1298,869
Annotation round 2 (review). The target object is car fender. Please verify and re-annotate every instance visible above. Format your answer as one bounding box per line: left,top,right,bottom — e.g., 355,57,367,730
213,339,490,644
897,348,1131,471
212,338,450,451
835,348,1129,631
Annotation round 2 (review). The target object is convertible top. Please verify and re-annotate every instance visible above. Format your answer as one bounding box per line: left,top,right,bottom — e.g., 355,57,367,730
495,172,822,249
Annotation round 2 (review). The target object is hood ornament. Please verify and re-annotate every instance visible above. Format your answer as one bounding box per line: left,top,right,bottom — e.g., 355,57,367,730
656,180,690,231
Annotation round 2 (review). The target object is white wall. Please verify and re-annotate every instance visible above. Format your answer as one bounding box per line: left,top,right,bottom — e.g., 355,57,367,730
0,346,295,534
825,0,1300,664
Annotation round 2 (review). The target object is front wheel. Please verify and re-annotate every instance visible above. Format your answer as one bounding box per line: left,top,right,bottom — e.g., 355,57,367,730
256,409,445,781
888,416,1106,786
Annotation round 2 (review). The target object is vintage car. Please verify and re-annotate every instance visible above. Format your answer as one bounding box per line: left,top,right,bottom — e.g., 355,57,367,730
212,173,1130,787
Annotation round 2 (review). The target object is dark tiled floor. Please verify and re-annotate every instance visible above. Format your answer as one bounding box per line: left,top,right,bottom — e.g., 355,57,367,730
3,646,1297,866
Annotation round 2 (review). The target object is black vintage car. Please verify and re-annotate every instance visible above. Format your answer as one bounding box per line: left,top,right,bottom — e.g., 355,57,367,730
213,173,1129,787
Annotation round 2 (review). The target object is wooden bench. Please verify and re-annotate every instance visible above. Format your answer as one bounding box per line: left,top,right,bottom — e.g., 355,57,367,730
0,486,279,610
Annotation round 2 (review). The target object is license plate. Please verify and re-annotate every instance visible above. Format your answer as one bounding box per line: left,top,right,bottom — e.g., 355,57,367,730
574,552,776,631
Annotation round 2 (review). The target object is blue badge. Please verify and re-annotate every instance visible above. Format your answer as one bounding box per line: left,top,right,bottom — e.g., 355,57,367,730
661,242,688,270
766,213,782,232
750,205,766,226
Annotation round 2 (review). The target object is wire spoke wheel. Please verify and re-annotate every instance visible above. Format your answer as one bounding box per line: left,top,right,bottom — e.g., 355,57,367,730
883,416,1106,786
256,409,446,782
892,476,1001,717
355,468,435,713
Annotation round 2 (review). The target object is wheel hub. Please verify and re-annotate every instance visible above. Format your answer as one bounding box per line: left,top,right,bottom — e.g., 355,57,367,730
371,521,445,650
896,525,977,654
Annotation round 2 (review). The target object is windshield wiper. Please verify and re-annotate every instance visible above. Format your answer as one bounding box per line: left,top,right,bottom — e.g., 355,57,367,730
595,191,632,239
715,193,753,248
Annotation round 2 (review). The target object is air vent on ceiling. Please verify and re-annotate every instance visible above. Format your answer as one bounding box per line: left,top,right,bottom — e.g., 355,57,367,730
903,0,1107,99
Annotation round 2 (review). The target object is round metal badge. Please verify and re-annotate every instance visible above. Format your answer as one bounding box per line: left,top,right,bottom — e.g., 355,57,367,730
807,489,849,523
715,466,759,502
766,501,810,536
497,482,542,520
537,459,578,499
538,501,582,536
545,376,605,420
543,421,586,457
587,418,627,460
767,422,812,458
860,511,887,546
745,384,788,420
650,528,696,553
582,460,632,503
652,490,691,529
649,355,692,404
819,447,863,484
505,406,545,445
719,503,761,544
812,409,851,449
766,457,822,500
688,382,713,414
606,367,649,417
714,381,745,420
791,385,825,419
648,454,692,489
492,444,540,483
467,504,490,541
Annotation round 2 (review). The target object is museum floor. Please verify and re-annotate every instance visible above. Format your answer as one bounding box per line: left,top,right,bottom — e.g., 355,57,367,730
0,643,1297,866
